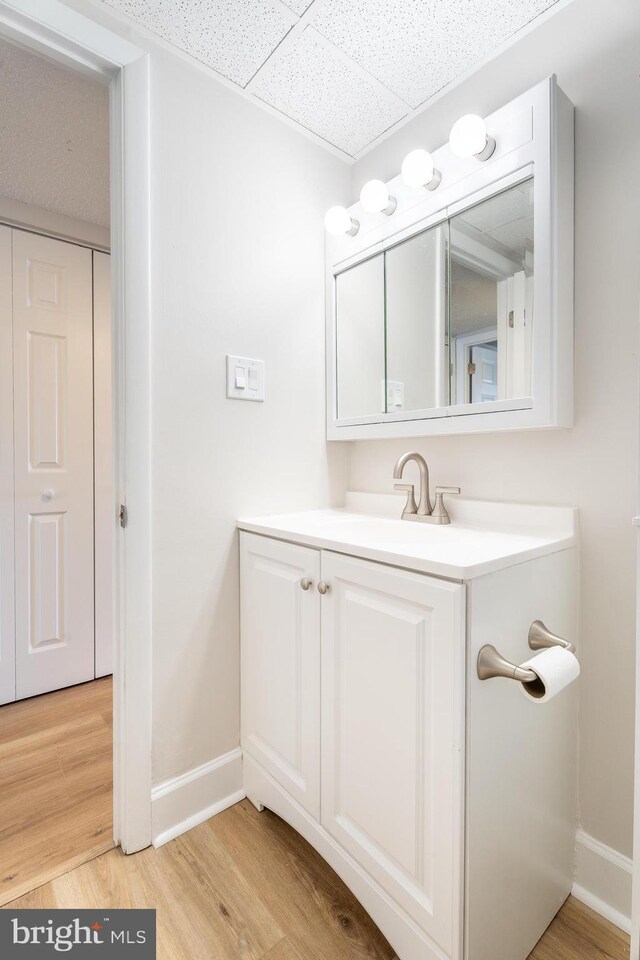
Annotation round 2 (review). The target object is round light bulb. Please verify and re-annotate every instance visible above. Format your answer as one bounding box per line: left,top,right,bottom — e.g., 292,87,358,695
359,179,396,215
401,149,440,190
449,114,495,160
324,205,358,236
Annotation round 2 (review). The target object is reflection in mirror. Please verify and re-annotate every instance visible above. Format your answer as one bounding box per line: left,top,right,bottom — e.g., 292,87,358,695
449,178,534,405
336,254,384,419
385,223,448,413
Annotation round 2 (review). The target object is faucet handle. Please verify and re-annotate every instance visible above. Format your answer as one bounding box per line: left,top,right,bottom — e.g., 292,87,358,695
394,482,418,517
432,486,461,524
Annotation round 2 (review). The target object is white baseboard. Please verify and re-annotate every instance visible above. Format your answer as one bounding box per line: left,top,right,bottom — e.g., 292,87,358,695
151,747,245,847
572,829,632,933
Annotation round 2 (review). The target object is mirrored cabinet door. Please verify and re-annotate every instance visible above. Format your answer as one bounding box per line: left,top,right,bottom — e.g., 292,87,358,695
449,178,534,406
335,254,384,420
385,223,448,414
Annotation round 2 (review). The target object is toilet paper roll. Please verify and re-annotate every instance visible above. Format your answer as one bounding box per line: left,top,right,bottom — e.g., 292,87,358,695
518,646,580,703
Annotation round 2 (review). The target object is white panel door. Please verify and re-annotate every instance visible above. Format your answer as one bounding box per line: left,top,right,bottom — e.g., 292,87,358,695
241,532,321,818
0,227,15,705
320,551,465,955
470,344,498,403
93,251,113,678
12,230,95,699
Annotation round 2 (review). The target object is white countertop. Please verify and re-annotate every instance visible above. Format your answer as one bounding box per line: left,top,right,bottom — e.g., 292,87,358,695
237,493,578,581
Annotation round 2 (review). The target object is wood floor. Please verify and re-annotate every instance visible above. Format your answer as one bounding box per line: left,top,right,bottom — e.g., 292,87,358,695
0,677,114,905
3,797,630,960
530,897,629,960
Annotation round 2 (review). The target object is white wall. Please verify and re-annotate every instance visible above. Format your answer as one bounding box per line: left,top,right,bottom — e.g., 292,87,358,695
145,51,350,784
350,0,640,865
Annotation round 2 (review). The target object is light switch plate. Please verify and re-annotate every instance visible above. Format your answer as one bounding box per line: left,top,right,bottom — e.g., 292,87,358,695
226,355,265,401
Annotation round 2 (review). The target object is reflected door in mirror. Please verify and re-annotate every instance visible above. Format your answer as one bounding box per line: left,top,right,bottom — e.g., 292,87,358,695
449,178,534,406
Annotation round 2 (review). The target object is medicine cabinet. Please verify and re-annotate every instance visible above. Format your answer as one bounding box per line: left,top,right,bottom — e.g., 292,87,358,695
326,77,574,440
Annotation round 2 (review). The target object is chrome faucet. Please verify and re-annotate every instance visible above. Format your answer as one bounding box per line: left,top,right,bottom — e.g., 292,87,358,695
393,451,460,525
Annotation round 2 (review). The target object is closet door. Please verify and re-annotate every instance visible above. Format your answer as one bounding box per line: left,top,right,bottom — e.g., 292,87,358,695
12,230,95,699
0,227,15,705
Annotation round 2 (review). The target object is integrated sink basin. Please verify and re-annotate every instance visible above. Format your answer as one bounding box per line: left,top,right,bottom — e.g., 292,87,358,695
237,492,577,580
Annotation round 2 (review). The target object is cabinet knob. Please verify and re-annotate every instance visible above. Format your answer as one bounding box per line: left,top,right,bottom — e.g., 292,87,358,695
300,577,312,591
317,581,329,595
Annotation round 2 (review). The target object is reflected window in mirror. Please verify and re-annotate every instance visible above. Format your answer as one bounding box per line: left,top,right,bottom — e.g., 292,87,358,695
385,223,448,413
449,178,534,405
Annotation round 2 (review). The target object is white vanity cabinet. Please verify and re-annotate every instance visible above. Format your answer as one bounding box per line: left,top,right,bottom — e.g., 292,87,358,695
239,498,578,960
242,531,465,957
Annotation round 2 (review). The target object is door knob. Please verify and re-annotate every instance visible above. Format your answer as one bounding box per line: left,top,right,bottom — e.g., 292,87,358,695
317,581,329,595
300,577,312,591
41,488,55,502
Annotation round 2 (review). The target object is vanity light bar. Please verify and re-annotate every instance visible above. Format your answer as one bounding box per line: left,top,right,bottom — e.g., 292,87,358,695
449,114,496,161
360,179,397,216
401,149,441,191
324,205,359,237
324,111,496,236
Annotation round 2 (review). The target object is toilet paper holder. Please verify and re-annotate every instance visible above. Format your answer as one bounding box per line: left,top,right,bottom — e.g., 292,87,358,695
477,620,576,682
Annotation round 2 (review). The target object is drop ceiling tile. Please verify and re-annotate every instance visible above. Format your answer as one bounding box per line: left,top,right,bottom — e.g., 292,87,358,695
458,184,533,233
280,0,314,14
101,0,295,87
311,0,561,108
489,217,534,257
251,28,407,155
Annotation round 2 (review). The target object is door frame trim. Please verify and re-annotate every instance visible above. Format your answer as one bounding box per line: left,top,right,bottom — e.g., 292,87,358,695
0,0,153,853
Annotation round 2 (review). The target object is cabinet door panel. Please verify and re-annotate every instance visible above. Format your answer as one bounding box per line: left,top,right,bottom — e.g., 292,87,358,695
320,551,464,953
241,532,320,818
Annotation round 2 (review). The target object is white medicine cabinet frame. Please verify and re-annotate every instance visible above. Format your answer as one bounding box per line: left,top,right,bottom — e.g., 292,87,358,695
326,76,574,440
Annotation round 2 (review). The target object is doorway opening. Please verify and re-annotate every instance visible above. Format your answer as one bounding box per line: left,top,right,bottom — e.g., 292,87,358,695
0,34,116,902
0,0,153,861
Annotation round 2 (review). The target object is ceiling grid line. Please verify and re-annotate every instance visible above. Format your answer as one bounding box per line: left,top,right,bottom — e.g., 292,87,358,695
293,26,412,111
244,0,329,91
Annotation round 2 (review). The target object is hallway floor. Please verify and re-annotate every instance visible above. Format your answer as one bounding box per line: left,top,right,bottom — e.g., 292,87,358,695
0,677,113,905
2,798,630,960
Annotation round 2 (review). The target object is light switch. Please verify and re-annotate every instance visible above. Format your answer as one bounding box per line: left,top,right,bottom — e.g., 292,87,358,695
382,379,405,411
226,355,265,401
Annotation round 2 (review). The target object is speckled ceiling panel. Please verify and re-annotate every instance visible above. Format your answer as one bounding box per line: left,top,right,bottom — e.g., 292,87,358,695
100,0,295,87
312,0,561,108
251,28,407,156
454,181,534,259
457,181,533,233
0,39,110,226
281,0,314,14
